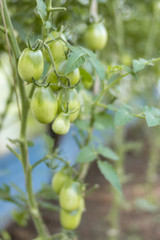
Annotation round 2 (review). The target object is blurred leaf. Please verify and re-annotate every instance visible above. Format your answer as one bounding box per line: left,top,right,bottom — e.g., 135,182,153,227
97,160,122,194
76,146,97,163
36,184,58,200
12,209,29,226
65,50,86,75
98,146,119,161
36,0,47,22
38,200,59,212
0,231,11,240
74,119,90,131
67,46,105,80
94,113,114,130
81,47,105,81
133,58,148,73
134,198,158,212
144,106,160,127
114,107,134,126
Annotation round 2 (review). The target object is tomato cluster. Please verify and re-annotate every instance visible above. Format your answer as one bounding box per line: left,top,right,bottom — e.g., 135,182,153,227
52,167,85,230
18,31,81,135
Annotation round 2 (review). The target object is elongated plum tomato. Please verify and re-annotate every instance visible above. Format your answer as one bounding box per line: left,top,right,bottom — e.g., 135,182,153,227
44,31,67,62
52,167,71,194
31,86,58,124
18,48,44,83
52,112,70,135
59,181,82,211
60,208,82,230
84,23,108,51
59,89,80,122
58,60,80,86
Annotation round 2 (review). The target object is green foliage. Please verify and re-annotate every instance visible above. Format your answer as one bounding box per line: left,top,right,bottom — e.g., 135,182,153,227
66,46,105,80
12,209,29,226
144,106,160,127
76,146,97,163
114,106,134,126
97,160,121,194
97,146,119,161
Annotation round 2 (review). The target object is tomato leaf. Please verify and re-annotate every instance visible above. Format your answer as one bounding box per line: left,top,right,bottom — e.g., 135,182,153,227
12,209,29,227
80,47,105,81
144,106,160,127
98,146,119,161
76,146,97,163
36,0,47,22
65,51,86,75
66,46,105,81
114,107,134,126
134,198,158,212
94,113,114,130
132,58,148,73
97,160,122,194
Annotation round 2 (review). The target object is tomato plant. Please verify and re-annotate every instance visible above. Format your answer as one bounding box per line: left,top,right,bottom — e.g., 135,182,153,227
1,0,160,239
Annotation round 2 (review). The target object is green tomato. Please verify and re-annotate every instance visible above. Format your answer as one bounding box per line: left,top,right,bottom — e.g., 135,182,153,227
52,112,70,135
79,197,85,213
18,48,44,83
60,208,82,230
52,167,72,194
47,71,60,92
121,53,132,66
59,181,82,211
31,86,58,124
84,23,108,51
59,89,80,122
57,60,80,86
44,31,67,62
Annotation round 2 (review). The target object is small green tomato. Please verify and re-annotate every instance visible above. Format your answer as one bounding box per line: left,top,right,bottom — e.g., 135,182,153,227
18,48,44,83
52,167,72,194
31,86,58,124
52,112,70,135
59,181,82,211
84,23,108,51
44,31,67,62
60,208,82,230
58,89,80,122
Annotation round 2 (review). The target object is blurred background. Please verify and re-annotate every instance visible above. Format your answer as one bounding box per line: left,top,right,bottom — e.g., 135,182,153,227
0,0,160,240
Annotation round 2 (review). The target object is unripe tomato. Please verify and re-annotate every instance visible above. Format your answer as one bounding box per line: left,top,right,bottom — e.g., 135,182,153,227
45,31,67,62
52,112,70,135
66,68,80,86
47,71,60,92
59,89,80,122
52,167,71,194
84,23,108,51
60,208,82,230
79,197,85,213
121,53,132,66
59,181,82,211
57,60,80,86
18,48,44,83
31,86,58,124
